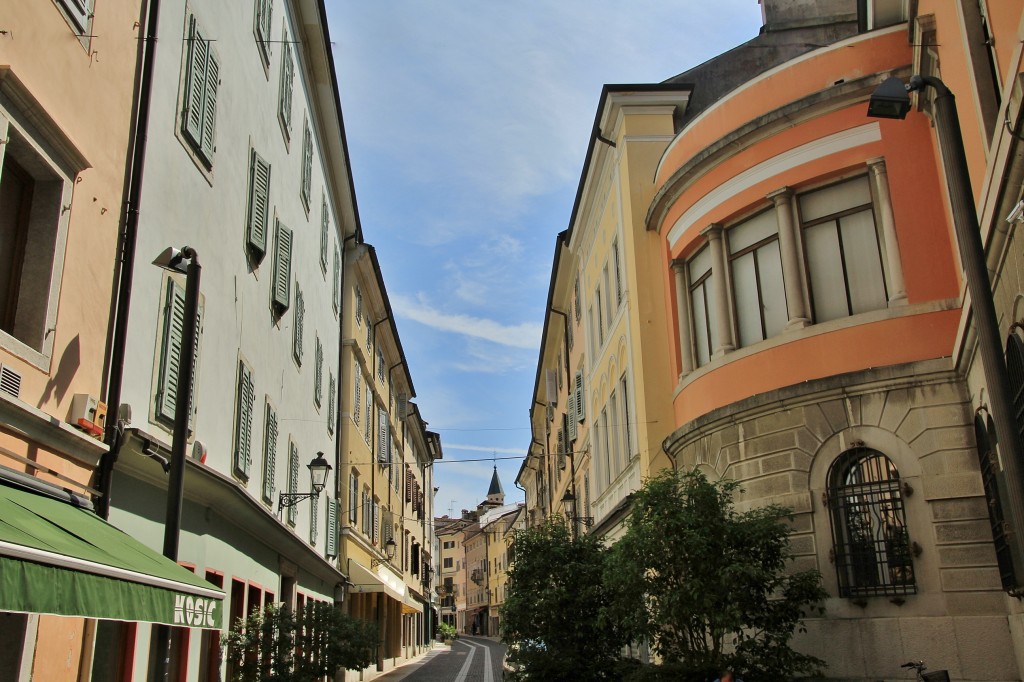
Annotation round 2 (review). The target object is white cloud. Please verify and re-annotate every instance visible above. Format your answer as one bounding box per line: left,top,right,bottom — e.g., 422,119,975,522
392,293,541,350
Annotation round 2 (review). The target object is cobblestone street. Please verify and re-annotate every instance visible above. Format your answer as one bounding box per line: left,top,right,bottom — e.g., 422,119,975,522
374,637,506,682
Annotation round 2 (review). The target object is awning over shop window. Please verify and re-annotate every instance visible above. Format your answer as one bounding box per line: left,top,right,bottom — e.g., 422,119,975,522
0,481,224,629
347,559,405,602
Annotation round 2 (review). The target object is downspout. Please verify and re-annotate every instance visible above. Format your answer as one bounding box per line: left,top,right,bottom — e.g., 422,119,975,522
96,0,161,519
549,309,577,509
335,233,357,577
530,430,551,515
368,315,390,520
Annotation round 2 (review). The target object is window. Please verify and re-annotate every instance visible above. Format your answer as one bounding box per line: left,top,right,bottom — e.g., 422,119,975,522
975,414,1016,591
826,447,915,597
574,371,585,423
372,498,380,545
287,441,299,525
327,373,336,435
180,12,219,167
292,284,304,364
261,400,278,503
619,373,631,460
278,36,294,139
355,286,363,325
245,149,270,262
574,276,581,321
361,489,371,536
271,220,292,313
253,0,272,66
364,376,372,444
57,0,94,35
728,209,787,347
0,102,79,365
314,336,323,407
233,360,256,479
320,196,329,274
309,494,318,545
300,120,312,209
800,176,888,323
348,471,359,524
613,239,623,306
332,246,340,315
377,347,385,384
688,245,718,367
155,278,203,427
443,540,455,550
595,289,604,347
378,408,389,463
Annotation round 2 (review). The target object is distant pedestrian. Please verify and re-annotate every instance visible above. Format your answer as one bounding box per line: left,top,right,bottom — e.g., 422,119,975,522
472,623,478,636
713,669,743,682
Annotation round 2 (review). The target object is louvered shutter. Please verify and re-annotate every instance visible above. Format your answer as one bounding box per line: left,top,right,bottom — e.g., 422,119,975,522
157,281,187,422
200,50,219,162
349,473,358,523
183,16,208,148
372,500,379,545
314,338,323,406
378,410,389,463
255,0,272,61
288,443,299,525
405,466,412,503
614,241,622,305
235,363,255,478
567,393,577,442
247,150,270,258
556,427,565,470
272,222,292,311
575,371,586,422
320,197,329,272
279,42,293,133
332,247,340,314
326,498,338,557
301,123,312,207
352,365,360,423
364,385,372,444
355,287,363,324
262,402,278,503
327,374,336,434
292,287,304,364
310,496,319,545
567,314,574,350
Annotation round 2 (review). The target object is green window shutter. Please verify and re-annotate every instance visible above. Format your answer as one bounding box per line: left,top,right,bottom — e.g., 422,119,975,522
327,373,336,434
332,247,340,314
567,394,577,442
326,498,338,557
364,382,372,444
247,149,270,259
378,409,388,463
557,426,565,469
234,362,255,478
352,359,360,423
292,286,304,364
310,495,319,545
320,197,329,273
272,222,292,312
372,500,379,545
199,50,219,163
182,15,208,149
301,122,312,207
288,442,299,525
262,402,278,503
314,337,323,406
157,281,186,422
279,42,293,135
575,371,586,422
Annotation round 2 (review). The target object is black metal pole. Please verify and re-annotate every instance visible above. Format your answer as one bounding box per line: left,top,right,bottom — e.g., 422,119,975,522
922,75,1024,561
154,250,200,681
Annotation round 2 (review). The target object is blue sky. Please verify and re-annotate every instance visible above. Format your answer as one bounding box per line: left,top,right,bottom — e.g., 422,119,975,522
326,1,764,517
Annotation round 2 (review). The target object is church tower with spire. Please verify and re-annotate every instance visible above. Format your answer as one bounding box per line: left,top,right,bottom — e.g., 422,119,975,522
486,465,505,505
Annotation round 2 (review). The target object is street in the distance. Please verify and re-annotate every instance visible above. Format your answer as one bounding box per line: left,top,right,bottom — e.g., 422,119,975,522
374,638,506,682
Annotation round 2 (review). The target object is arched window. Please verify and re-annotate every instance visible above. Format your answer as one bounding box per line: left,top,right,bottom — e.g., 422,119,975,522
975,414,1016,591
827,447,915,597
1008,331,1024,447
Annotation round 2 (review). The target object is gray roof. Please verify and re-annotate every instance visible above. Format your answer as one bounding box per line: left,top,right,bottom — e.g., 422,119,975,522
487,466,504,496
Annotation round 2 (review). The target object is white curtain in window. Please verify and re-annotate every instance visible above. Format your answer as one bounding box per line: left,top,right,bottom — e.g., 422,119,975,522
840,209,887,314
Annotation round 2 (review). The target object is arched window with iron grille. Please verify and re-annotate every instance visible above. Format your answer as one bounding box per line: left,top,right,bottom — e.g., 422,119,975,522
975,414,1016,591
827,447,916,597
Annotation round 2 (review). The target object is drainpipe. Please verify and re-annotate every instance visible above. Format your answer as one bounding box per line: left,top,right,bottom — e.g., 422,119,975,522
96,0,161,519
549,309,577,512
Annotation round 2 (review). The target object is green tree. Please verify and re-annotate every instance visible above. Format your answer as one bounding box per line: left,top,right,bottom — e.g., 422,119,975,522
224,602,376,682
606,470,827,682
500,516,622,681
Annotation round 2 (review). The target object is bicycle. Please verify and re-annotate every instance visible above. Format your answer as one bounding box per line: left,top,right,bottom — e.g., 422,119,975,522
901,660,950,681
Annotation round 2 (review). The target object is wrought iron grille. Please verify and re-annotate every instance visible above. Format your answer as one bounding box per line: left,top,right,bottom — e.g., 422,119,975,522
827,447,916,597
1008,332,1024,452
975,415,1017,591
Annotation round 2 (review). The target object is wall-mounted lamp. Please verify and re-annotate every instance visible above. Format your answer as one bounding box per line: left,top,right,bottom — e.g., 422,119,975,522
278,452,332,511
371,537,397,569
561,489,592,538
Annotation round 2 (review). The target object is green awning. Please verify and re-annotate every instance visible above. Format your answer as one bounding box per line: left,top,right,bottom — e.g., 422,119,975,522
0,482,223,629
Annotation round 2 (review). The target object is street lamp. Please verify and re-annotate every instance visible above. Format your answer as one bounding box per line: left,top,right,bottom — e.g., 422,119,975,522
371,537,397,569
151,246,200,682
278,452,333,511
868,75,1024,580
561,488,593,537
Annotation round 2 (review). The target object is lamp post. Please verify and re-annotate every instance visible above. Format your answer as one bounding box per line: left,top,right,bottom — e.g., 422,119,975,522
561,488,592,538
371,537,397,569
278,452,333,511
150,246,200,681
868,75,1024,579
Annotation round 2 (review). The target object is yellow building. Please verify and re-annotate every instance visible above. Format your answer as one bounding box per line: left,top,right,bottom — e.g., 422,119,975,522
483,504,524,637
339,242,439,675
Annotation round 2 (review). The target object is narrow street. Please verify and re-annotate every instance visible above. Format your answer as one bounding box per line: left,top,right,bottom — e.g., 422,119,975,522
375,637,506,682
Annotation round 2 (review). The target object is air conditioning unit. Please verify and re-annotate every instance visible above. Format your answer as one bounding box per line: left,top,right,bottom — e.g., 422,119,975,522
69,394,106,438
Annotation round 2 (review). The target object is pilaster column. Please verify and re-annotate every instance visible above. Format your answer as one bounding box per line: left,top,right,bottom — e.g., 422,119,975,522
767,187,810,329
867,157,908,306
701,224,735,356
671,260,694,378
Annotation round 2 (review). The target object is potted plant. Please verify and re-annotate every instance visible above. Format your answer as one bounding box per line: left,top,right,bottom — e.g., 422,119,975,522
438,622,457,645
